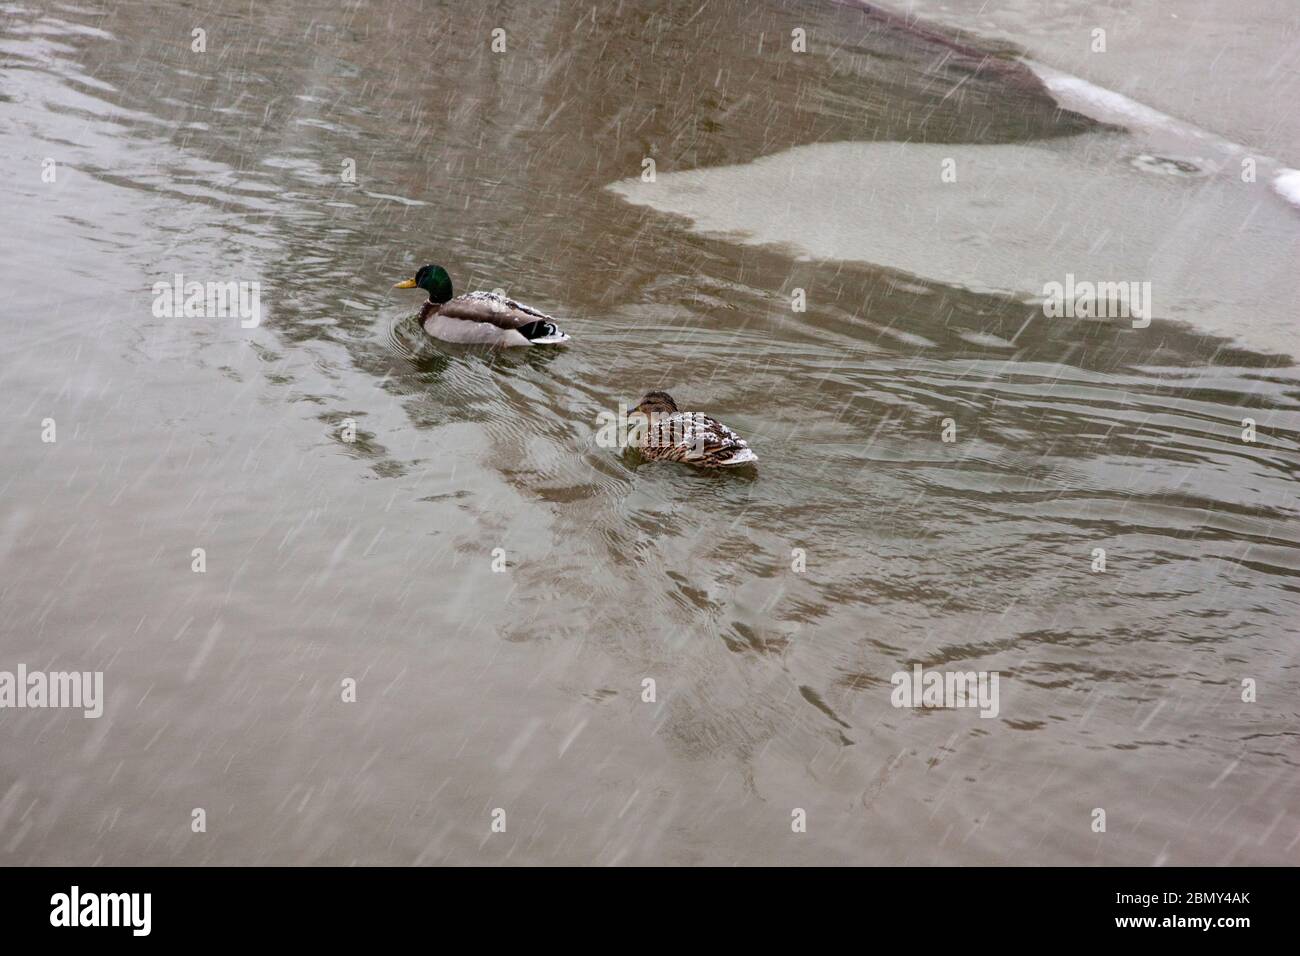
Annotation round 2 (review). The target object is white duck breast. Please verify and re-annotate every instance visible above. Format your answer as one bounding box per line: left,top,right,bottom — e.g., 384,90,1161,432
423,312,532,345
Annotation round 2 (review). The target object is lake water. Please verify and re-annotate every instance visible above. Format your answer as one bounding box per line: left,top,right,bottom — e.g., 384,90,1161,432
1,0,1297,865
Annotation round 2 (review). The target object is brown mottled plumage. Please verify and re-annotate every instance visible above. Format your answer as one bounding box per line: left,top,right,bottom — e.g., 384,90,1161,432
629,391,757,468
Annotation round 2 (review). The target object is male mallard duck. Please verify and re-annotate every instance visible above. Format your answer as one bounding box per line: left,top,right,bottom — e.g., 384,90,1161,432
394,264,571,347
629,391,757,467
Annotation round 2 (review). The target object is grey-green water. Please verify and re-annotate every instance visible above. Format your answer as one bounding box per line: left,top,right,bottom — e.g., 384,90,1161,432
1,0,1297,864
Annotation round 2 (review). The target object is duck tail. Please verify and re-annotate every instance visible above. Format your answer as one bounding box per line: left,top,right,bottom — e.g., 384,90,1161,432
719,448,757,466
517,320,570,345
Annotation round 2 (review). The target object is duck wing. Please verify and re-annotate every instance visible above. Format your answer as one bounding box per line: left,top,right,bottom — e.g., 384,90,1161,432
649,412,756,465
436,291,556,330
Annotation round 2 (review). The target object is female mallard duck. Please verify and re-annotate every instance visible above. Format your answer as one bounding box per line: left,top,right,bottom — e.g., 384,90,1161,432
629,391,757,467
394,264,571,347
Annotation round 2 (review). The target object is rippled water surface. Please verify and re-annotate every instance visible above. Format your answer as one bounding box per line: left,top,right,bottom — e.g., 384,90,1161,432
1,0,1297,864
